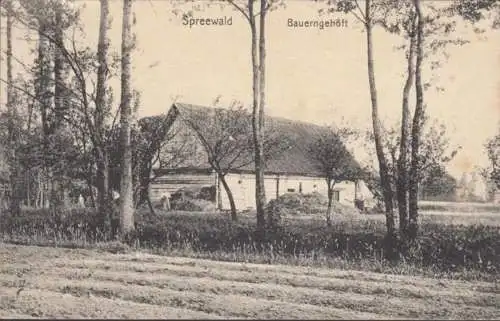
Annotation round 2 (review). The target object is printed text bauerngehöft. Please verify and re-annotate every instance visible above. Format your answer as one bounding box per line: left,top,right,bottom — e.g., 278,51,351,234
287,18,348,29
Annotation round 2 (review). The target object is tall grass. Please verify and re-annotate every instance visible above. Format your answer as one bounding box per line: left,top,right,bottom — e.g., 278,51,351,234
418,201,500,213
1,208,499,280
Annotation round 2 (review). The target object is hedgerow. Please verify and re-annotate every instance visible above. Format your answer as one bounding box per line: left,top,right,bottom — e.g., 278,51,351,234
1,207,499,275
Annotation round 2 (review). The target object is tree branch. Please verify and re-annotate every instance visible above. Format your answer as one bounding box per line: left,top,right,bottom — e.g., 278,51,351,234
226,0,251,24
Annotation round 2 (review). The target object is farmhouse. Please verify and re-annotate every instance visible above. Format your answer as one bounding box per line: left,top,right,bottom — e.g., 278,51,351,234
149,103,374,211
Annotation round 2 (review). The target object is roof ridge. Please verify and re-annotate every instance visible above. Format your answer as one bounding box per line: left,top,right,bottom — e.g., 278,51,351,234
172,102,334,130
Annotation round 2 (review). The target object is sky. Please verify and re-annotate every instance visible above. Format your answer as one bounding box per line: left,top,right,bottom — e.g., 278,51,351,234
1,0,499,180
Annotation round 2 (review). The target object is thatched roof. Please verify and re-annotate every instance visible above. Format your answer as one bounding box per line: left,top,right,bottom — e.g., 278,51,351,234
160,102,361,177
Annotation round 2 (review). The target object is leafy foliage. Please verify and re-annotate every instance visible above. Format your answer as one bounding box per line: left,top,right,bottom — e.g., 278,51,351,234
108,113,184,208
180,101,255,174
174,101,290,220
307,125,363,224
420,167,458,201
365,117,460,201
308,126,362,185
452,0,500,28
265,192,361,217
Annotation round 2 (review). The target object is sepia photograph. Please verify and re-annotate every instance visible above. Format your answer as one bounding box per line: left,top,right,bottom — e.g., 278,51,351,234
0,0,499,319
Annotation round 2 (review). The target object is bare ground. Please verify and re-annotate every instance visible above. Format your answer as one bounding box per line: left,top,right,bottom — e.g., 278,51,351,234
0,243,499,319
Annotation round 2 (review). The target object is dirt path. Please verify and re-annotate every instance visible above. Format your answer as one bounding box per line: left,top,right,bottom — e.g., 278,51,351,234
0,243,498,319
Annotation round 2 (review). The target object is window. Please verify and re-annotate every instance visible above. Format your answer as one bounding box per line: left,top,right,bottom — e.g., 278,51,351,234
287,188,295,193
333,191,340,202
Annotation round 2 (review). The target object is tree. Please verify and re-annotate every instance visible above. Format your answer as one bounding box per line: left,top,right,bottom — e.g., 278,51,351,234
395,3,417,235
383,0,462,237
253,0,269,230
381,0,475,240
2,0,124,235
51,4,68,210
327,0,471,244
308,126,361,226
95,0,113,232
0,0,74,213
407,0,425,240
34,1,53,210
180,102,254,220
5,0,80,212
133,115,188,212
453,0,500,28
107,112,184,215
119,0,135,235
179,100,286,221
367,119,460,204
401,0,460,240
3,0,22,217
229,0,274,229
485,130,500,189
420,167,457,201
324,0,396,248
364,0,397,241
180,0,282,230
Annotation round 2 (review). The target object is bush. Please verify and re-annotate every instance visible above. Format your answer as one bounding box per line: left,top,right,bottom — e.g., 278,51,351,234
1,207,106,239
170,186,216,203
265,192,361,218
169,186,217,212
171,199,216,212
329,202,362,217
266,192,327,215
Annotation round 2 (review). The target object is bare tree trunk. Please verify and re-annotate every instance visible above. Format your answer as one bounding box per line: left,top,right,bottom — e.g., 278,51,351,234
119,0,135,235
134,161,152,209
248,0,265,229
26,171,31,207
146,195,156,216
26,101,34,208
326,181,333,227
36,17,54,211
219,174,237,221
96,150,111,230
36,171,41,208
365,0,395,243
257,0,271,229
51,7,67,211
95,0,111,232
5,0,22,218
85,161,96,208
397,16,417,238
217,174,223,211
409,0,424,241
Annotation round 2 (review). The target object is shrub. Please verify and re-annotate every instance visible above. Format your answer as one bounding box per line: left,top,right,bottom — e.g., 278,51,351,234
264,192,324,217
170,186,216,203
171,199,215,212
1,208,104,237
169,186,217,212
329,202,362,217
171,199,216,212
265,192,361,218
